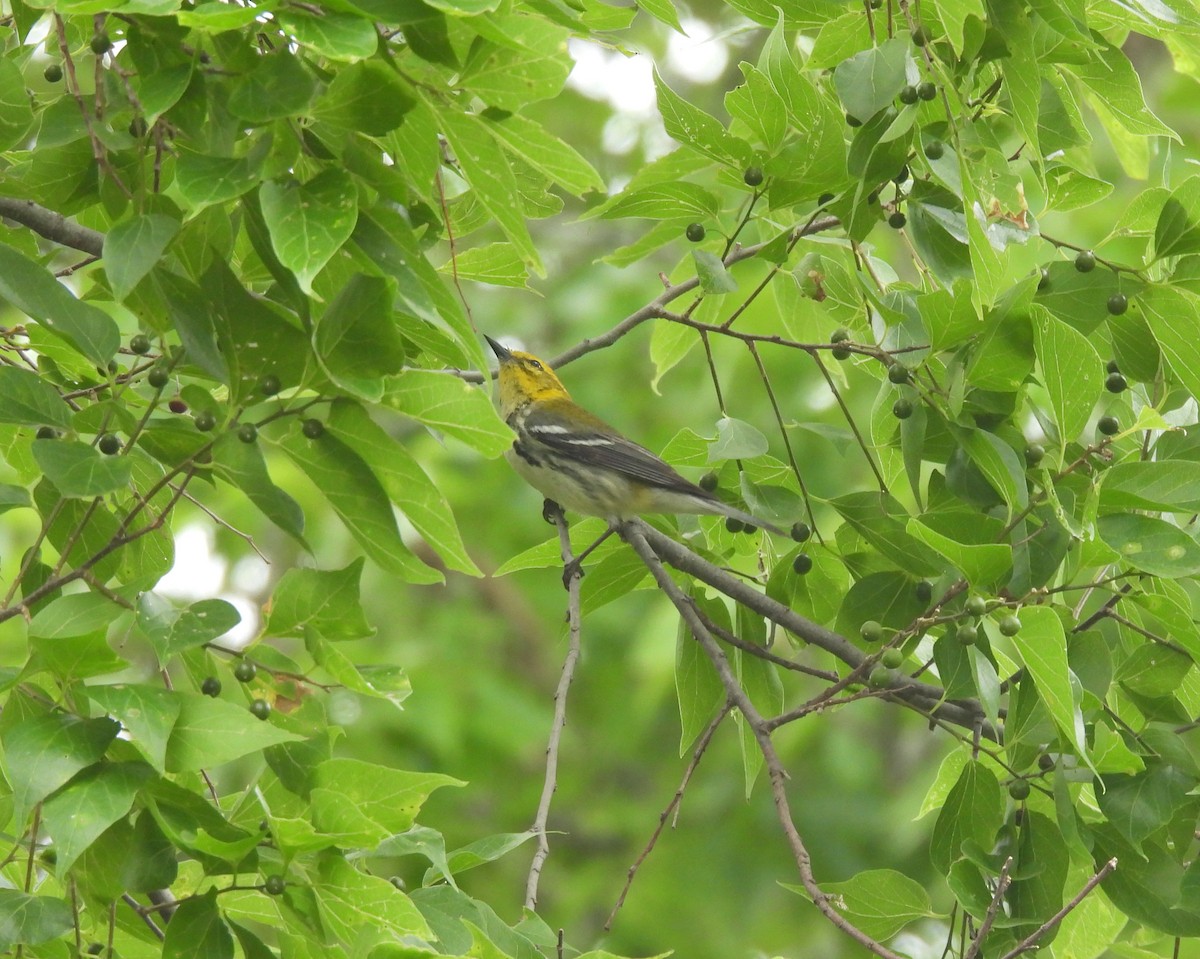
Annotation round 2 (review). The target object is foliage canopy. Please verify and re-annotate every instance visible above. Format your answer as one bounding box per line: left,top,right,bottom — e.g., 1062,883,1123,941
2,0,1200,956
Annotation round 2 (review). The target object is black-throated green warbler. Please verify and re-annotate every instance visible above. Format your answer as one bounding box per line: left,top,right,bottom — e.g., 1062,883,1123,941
486,336,782,534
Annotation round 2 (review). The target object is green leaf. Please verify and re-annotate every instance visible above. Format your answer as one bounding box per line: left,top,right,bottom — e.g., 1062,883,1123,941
930,760,1004,873
1010,811,1069,936
1092,825,1200,937
1100,461,1200,513
163,890,233,959
155,269,229,382
1032,308,1103,450
442,243,530,288
138,595,242,663
227,52,316,123
164,694,303,772
212,431,306,545
104,214,180,302
315,854,432,943
602,183,721,222
313,60,414,134
709,416,768,461
2,713,120,823
675,589,726,753
328,400,482,575
0,244,119,364
267,559,375,640
0,890,73,950
726,64,788,151
462,22,571,111
906,519,1011,585
961,429,1027,516
315,274,407,401
382,370,513,457
29,592,123,639
1141,284,1200,400
1098,514,1200,577
693,249,738,294
175,151,264,212
1154,177,1200,260
41,762,155,873
820,869,936,940
0,59,34,151
1070,39,1177,141
279,429,441,584
483,113,605,197
86,684,181,773
277,9,380,60
1098,762,1196,849
1010,606,1085,758
653,70,752,168
437,108,543,273
260,170,359,294
32,439,133,497
0,367,72,429
305,629,412,708
833,36,910,122
312,757,463,844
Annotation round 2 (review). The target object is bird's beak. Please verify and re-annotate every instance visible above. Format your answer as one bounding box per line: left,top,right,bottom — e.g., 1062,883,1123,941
484,335,512,362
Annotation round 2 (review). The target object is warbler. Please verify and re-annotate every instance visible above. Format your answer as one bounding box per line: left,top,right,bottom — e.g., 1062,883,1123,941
486,335,782,534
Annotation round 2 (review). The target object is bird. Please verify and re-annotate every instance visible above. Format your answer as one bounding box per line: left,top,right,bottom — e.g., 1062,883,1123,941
485,335,784,536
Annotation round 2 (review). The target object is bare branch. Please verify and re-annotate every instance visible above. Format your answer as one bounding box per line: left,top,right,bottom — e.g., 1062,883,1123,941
964,857,1013,959
525,504,584,911
0,198,104,257
998,858,1118,959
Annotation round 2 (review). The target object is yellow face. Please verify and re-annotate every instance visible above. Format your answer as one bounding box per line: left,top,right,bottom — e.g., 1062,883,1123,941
487,339,571,416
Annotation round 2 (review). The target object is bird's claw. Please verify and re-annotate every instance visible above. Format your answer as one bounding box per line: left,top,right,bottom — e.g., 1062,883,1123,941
562,558,585,590
542,499,563,525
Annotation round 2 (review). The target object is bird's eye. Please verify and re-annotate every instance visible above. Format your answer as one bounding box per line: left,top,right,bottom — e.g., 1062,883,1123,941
529,360,543,371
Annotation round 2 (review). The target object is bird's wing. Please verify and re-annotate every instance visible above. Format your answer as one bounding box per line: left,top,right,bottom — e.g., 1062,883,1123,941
523,400,711,497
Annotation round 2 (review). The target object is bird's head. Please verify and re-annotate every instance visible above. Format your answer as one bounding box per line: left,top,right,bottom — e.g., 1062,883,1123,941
486,336,571,416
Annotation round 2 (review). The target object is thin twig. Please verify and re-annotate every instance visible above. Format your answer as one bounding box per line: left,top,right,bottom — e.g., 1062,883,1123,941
605,700,733,930
963,857,1013,959
621,520,906,959
997,858,1118,959
525,504,584,911
121,895,164,940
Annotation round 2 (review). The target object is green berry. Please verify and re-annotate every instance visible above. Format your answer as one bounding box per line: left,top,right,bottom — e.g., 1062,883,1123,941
915,581,932,603
860,620,884,643
1106,359,1121,374
258,374,281,396
1024,443,1045,467
892,398,914,419
1107,293,1128,315
234,660,257,683
899,85,919,105
868,665,893,689
1098,415,1119,437
791,521,812,543
201,677,221,697
1008,779,1031,800
237,423,258,443
888,363,911,384
832,344,852,360
301,418,325,439
924,139,944,160
698,471,718,492
249,698,271,720
1105,372,1127,393
90,32,111,54
818,192,835,206
894,164,910,184
881,648,904,669
36,426,57,440
264,875,286,896
686,223,706,243
846,113,862,127
194,411,216,432
168,398,187,414
1037,267,1050,290
917,80,937,100
128,117,148,138
867,190,879,205
147,367,169,389
830,328,851,344
725,516,745,534
129,333,152,355
98,433,121,455
957,623,978,646
888,211,907,229
1074,250,1096,273
743,167,764,187
792,553,813,575
1038,752,1055,771
912,25,930,45
998,614,1022,637
965,595,987,618
43,63,63,83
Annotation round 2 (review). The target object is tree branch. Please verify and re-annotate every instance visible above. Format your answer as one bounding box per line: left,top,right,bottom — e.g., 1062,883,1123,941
998,858,1118,959
0,197,104,257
